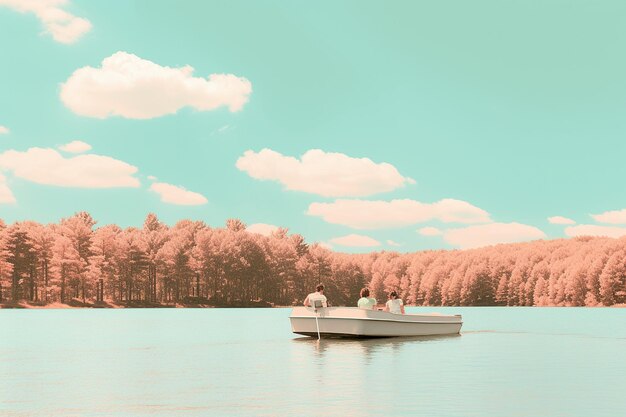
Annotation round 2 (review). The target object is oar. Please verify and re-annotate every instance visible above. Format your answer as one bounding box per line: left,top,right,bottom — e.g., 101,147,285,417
313,300,322,340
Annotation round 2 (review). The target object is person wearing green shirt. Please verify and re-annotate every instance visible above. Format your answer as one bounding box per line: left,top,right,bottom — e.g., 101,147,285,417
357,288,377,310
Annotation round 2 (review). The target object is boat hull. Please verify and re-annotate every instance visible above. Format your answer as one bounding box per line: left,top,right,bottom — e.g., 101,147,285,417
289,307,462,338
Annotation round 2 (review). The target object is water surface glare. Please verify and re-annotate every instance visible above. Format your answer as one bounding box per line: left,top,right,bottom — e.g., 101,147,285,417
1,307,625,417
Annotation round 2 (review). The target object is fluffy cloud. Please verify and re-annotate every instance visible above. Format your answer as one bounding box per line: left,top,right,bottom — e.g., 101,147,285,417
564,224,626,238
0,125,9,134
246,223,279,237
58,140,91,153
591,208,626,224
329,234,381,247
236,148,414,198
0,173,16,203
318,242,333,250
0,147,139,188
418,226,443,236
0,0,91,44
149,182,207,206
307,198,490,229
60,52,252,119
444,222,547,249
547,216,575,225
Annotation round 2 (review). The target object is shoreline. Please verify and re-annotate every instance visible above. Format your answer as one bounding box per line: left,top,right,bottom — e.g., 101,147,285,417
2,301,624,309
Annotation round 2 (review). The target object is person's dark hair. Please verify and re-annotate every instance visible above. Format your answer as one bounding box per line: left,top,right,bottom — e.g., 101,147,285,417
360,288,370,298
316,284,324,292
389,291,398,299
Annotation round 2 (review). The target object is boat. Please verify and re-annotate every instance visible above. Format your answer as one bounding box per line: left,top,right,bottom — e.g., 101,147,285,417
289,305,463,338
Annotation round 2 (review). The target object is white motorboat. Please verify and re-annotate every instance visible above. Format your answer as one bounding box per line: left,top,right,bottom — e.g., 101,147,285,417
289,305,462,338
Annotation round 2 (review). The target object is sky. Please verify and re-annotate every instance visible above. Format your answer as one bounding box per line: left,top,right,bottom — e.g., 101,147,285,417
2,0,626,252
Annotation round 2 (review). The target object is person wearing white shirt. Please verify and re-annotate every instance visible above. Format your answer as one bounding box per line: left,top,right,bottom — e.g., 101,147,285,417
303,284,328,308
357,288,377,310
384,291,405,314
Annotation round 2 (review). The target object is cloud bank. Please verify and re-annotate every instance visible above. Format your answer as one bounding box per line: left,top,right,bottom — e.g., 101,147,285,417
418,226,443,236
0,147,139,188
60,52,252,119
444,222,546,249
564,224,626,238
0,0,91,43
236,149,414,198
149,182,207,205
59,140,91,153
307,198,490,229
246,223,279,237
547,216,575,225
591,208,626,224
329,234,381,248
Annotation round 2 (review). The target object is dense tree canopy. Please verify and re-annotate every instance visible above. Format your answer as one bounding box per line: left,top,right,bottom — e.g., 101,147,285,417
0,213,625,307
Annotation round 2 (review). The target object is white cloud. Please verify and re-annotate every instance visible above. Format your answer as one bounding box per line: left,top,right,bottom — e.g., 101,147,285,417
307,198,491,229
58,140,91,153
246,223,279,237
591,208,626,224
147,175,157,181
329,234,381,248
0,0,91,44
60,52,252,119
564,224,626,238
0,173,16,203
386,240,401,247
236,148,415,198
0,125,9,134
444,222,546,249
547,216,575,225
149,182,207,206
318,242,333,250
418,226,443,236
0,147,139,188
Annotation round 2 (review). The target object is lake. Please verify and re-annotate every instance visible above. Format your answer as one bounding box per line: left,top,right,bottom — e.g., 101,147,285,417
1,307,625,417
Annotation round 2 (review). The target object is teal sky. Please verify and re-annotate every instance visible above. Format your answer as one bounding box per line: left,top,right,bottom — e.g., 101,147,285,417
2,0,626,252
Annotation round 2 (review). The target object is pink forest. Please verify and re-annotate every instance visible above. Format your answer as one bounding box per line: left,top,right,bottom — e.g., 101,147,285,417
1,212,625,308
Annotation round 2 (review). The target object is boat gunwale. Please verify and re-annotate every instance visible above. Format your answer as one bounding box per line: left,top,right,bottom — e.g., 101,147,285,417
289,316,463,325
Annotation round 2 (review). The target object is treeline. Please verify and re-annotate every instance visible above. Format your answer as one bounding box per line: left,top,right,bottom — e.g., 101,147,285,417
0,213,366,307
0,212,625,307
359,236,626,307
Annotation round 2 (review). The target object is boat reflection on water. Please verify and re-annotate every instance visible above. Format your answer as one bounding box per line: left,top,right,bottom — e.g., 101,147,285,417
291,333,462,358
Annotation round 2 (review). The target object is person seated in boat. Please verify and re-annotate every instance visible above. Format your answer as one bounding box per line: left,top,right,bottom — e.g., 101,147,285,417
303,284,328,308
384,291,405,314
357,288,377,310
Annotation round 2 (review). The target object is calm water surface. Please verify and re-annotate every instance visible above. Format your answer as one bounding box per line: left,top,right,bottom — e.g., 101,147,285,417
1,307,625,417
